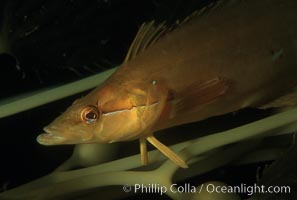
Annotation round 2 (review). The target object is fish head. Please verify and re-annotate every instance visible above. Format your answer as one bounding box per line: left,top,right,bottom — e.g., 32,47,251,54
37,81,165,145
37,95,103,145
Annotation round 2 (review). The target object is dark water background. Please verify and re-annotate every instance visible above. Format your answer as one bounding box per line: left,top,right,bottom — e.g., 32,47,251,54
0,0,295,199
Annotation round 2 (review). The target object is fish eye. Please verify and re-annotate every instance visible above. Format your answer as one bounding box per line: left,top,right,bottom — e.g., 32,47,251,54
81,105,100,124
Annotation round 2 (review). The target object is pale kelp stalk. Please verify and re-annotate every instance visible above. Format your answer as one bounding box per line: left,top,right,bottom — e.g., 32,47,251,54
0,106,296,199
0,67,117,118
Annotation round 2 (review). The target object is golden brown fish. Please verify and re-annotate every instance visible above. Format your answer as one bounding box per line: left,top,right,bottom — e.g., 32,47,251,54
37,0,297,168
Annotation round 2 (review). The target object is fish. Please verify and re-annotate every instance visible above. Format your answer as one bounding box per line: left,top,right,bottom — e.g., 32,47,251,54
37,0,297,168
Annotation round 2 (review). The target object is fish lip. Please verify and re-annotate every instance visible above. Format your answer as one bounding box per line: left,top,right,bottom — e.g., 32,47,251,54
36,127,66,145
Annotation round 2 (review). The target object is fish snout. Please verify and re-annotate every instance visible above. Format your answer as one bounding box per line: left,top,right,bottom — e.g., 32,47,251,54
36,126,66,145
44,125,58,133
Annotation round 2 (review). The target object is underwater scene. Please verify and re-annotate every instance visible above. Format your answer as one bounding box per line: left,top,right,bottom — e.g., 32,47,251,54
0,0,297,199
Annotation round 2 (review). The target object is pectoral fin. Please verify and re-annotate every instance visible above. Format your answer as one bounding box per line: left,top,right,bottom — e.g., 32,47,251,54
138,78,227,168
174,77,229,114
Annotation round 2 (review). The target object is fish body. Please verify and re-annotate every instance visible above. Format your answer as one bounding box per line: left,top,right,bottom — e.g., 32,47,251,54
37,0,297,168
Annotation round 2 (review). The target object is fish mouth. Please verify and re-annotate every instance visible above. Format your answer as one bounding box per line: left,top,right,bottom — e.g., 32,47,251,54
36,127,66,145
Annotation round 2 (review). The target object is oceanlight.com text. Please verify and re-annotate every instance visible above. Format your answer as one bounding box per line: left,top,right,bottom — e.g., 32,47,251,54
122,183,291,196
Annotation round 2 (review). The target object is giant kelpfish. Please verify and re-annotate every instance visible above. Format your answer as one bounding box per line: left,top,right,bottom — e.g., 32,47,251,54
37,0,297,168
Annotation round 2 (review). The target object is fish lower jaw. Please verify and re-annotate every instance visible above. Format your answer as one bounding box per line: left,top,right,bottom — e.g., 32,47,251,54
36,133,66,145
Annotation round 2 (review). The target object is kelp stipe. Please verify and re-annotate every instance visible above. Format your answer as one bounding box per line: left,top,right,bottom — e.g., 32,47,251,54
0,68,117,118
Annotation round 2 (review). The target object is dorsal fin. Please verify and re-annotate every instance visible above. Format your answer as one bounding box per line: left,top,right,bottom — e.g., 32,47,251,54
124,0,229,63
124,21,168,63
176,0,229,26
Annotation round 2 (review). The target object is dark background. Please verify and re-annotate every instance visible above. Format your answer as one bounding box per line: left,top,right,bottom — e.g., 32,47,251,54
0,0,295,199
